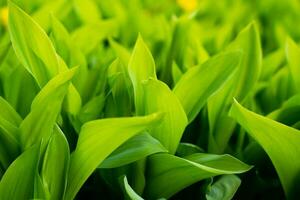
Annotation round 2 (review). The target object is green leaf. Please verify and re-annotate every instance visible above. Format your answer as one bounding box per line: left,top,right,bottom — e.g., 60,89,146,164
100,133,167,168
286,37,300,93
143,79,187,154
173,51,241,122
267,94,300,125
0,97,21,168
229,99,300,199
20,68,77,151
206,175,241,200
144,153,251,199
176,142,204,157
260,48,285,81
122,176,144,200
128,35,157,115
71,20,118,55
32,0,72,30
0,145,39,200
50,15,88,94
73,0,101,24
78,93,106,124
208,22,262,153
8,3,82,116
110,39,131,66
0,97,22,126
41,126,70,200
8,1,59,87
65,112,163,200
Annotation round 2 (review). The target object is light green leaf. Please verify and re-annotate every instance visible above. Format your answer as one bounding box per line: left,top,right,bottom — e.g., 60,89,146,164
143,79,187,154
122,176,144,200
110,39,131,66
100,132,167,168
41,126,70,200
206,175,241,200
65,112,163,200
208,22,262,153
229,99,300,199
260,48,285,81
78,93,106,124
32,0,72,30
144,153,251,199
174,51,241,122
128,35,157,115
73,0,101,24
8,2,59,87
0,145,39,200
20,68,77,151
71,20,118,54
50,15,88,94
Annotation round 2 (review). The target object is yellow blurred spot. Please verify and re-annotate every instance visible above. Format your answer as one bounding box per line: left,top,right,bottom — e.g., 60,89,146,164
0,7,8,27
177,0,198,12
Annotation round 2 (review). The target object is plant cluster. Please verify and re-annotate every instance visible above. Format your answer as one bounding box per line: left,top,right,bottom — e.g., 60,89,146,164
0,0,300,199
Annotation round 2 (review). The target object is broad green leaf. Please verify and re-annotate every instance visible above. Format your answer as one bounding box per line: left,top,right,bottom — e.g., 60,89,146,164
286,37,300,93
100,133,167,168
41,126,70,200
229,99,300,198
122,176,144,200
206,175,241,200
174,51,241,122
65,112,163,200
208,22,262,153
144,153,251,199
0,145,39,200
20,68,77,150
8,2,59,87
128,35,157,115
143,79,187,154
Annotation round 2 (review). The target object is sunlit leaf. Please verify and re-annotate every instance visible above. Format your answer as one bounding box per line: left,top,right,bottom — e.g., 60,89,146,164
144,153,251,199
100,133,167,168
0,145,39,200
174,51,241,122
65,112,163,200
143,79,187,153
229,99,300,198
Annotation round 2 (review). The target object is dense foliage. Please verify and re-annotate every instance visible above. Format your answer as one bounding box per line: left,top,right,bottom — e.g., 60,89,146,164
1,0,300,199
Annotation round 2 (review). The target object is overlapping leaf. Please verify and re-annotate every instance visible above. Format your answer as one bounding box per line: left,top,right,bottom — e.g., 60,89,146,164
229,100,300,198
144,153,251,199
0,145,39,200
65,112,163,200
174,51,241,122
